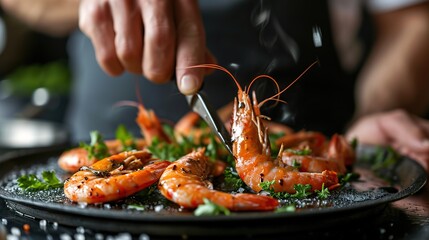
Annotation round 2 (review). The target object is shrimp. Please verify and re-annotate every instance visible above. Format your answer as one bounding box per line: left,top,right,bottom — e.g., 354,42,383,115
275,131,327,156
158,149,279,211
326,134,356,168
183,63,339,194
58,99,171,173
280,152,347,174
58,139,147,173
232,90,339,193
277,133,352,174
64,150,170,204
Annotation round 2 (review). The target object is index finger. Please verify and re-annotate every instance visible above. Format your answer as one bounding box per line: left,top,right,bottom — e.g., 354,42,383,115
174,0,206,95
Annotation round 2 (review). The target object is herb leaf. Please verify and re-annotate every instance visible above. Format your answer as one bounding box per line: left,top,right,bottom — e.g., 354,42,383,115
285,147,312,156
223,167,245,190
259,181,313,199
314,183,330,199
259,180,290,199
115,124,137,151
194,198,230,216
17,171,63,191
291,184,312,198
275,205,296,213
80,131,109,160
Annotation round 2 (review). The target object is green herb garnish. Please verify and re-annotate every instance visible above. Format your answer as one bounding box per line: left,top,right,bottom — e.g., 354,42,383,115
275,205,296,213
291,184,312,198
194,198,231,216
259,181,313,199
291,159,301,169
115,124,136,151
285,148,312,156
223,167,245,190
259,180,290,199
339,172,360,185
80,131,109,160
315,183,330,199
127,204,146,211
17,171,63,191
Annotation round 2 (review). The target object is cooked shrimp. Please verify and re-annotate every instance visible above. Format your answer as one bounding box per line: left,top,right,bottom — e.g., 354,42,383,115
135,103,171,145
158,149,279,211
232,91,339,193
275,131,327,156
278,133,352,174
58,139,147,173
59,98,172,173
64,150,170,204
280,153,347,174
185,63,339,193
326,134,356,168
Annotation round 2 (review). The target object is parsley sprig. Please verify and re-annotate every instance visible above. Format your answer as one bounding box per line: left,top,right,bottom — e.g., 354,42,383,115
17,171,63,191
223,167,245,190
194,198,231,216
80,131,109,160
115,124,136,151
259,181,313,199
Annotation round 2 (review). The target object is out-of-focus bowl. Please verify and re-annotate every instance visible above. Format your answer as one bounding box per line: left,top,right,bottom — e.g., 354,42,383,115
0,118,69,150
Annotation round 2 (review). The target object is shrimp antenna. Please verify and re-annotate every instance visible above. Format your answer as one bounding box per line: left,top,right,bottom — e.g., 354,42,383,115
258,60,319,107
247,74,282,107
184,64,243,91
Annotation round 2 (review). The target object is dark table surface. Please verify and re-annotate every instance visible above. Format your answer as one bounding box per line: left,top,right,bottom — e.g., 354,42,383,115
0,149,428,240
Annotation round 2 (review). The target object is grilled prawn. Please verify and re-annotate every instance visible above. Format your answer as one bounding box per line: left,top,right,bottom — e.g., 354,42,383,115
64,150,170,204
158,149,279,211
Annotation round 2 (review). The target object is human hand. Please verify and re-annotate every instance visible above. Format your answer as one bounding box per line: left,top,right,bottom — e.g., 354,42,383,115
346,109,429,172
78,0,215,95
0,0,78,36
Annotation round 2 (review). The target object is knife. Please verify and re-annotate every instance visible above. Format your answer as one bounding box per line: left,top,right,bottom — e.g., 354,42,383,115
186,93,233,155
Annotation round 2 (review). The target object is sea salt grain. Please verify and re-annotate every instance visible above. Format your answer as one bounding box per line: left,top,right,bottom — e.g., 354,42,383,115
10,227,20,236
60,233,72,240
39,219,47,231
139,233,150,240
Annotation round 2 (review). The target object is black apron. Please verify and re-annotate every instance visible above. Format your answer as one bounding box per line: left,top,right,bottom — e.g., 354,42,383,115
67,0,355,142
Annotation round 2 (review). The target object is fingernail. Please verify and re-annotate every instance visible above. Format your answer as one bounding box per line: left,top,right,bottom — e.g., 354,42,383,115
180,75,198,94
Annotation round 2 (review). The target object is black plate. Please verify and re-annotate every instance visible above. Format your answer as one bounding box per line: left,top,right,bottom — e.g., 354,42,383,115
0,146,426,236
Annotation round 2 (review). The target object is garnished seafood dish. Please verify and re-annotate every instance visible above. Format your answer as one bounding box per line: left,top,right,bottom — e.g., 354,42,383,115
0,64,419,220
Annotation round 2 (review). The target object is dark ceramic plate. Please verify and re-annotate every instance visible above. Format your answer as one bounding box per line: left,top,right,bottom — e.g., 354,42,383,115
0,146,426,236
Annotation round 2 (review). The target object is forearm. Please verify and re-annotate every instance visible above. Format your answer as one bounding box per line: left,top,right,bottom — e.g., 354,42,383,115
354,3,429,118
0,0,79,36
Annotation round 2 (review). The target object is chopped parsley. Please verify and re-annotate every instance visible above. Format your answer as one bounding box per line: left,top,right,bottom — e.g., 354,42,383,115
371,146,400,171
275,204,296,213
80,131,109,160
285,147,312,156
223,167,245,190
259,181,313,199
339,172,360,185
17,171,63,191
314,183,330,199
194,198,230,216
291,159,301,169
115,124,136,151
127,204,146,211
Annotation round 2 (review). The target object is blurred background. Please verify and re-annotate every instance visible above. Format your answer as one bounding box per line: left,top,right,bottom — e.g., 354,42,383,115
0,8,71,151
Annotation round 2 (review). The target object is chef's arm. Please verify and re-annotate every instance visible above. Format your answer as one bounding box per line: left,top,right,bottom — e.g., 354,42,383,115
0,0,78,36
353,2,429,118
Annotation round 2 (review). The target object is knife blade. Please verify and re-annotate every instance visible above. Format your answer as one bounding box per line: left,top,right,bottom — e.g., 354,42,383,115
186,93,233,155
